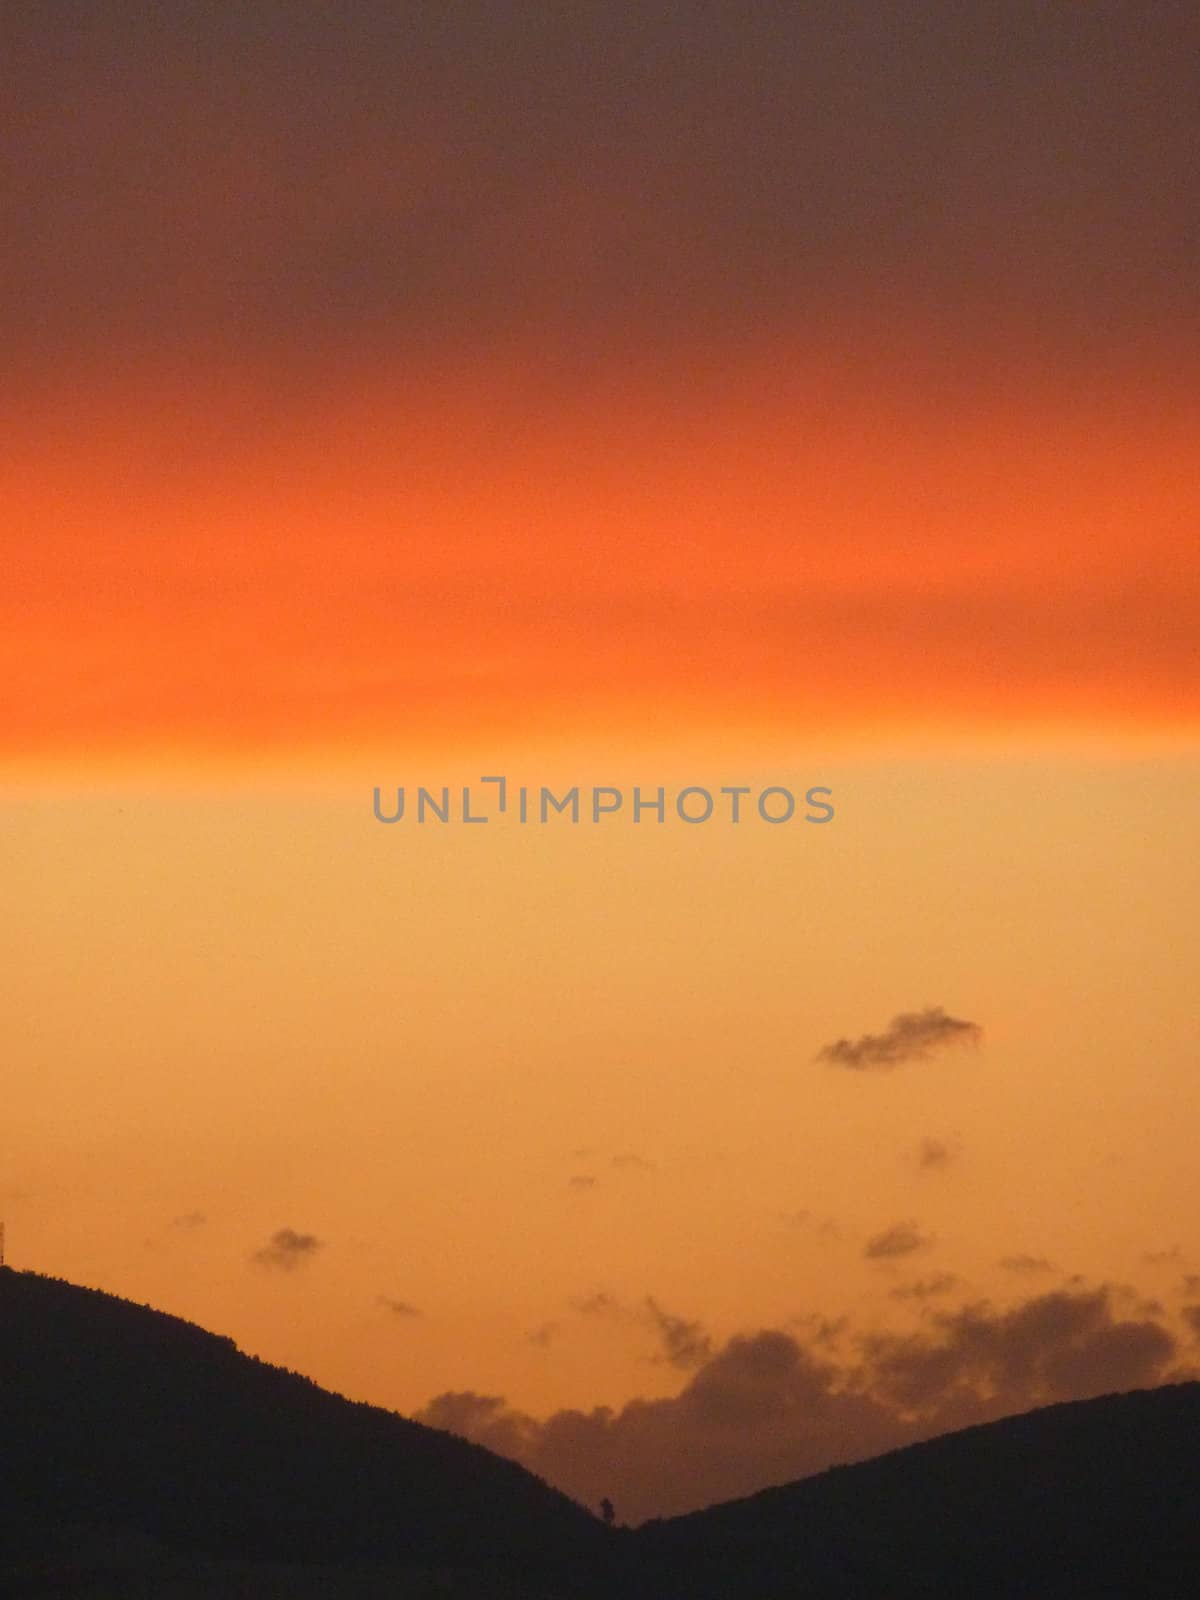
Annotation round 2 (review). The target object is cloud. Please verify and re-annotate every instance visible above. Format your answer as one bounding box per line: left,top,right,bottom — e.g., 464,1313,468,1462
817,1007,981,1071
171,1211,207,1229
526,1322,558,1349
415,1284,1180,1524
1142,1247,1185,1266
568,1175,598,1191
571,1291,620,1318
415,1392,535,1467
1000,1254,1057,1275
863,1289,1177,1419
611,1153,657,1173
917,1138,957,1171
378,1296,421,1318
890,1274,960,1302
864,1221,933,1260
1183,1275,1200,1296
645,1299,713,1371
564,1290,713,1368
251,1227,323,1271
788,1313,849,1349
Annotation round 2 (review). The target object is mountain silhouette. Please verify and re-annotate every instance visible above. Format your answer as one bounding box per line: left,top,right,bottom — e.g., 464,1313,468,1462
3,1266,1199,1598
633,1378,1200,1598
0,1267,608,1595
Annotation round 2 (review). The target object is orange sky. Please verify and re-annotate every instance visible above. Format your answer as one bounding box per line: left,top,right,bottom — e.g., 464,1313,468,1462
3,755,1199,1519
4,0,1199,1523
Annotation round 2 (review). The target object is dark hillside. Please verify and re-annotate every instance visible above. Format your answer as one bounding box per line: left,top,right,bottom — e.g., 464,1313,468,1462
632,1379,1200,1598
0,1267,606,1585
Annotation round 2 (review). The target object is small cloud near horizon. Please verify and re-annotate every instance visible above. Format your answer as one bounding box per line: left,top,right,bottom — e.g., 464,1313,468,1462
890,1274,960,1301
817,1007,982,1071
378,1295,421,1317
251,1228,323,1271
570,1291,620,1318
1000,1254,1057,1275
917,1138,958,1171
865,1221,933,1260
612,1153,657,1172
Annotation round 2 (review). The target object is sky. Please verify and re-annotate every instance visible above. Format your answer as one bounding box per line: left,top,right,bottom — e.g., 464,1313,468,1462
3,0,1199,1524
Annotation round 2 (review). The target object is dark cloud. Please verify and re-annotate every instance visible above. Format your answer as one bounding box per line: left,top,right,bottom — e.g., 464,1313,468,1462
1182,1307,1200,1340
377,1296,421,1318
645,1299,713,1371
526,1322,558,1349
415,1392,535,1467
171,1211,207,1229
865,1221,932,1260
1183,1276,1200,1296
251,1227,322,1271
890,1274,960,1302
416,1284,1180,1523
863,1289,1177,1419
817,1008,981,1072
1000,1254,1057,1275
1142,1247,1185,1266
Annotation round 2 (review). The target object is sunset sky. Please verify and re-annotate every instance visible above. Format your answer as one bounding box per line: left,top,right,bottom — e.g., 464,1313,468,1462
3,1,1198,1522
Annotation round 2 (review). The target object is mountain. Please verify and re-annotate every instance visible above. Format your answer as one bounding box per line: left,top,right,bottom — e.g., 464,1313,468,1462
4,1266,1200,1598
631,1379,1200,1598
0,1267,609,1596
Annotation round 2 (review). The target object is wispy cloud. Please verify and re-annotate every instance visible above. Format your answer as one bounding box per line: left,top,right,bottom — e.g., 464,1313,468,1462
890,1274,960,1301
645,1298,713,1370
1000,1254,1057,1276
1142,1246,1185,1266
570,1291,621,1318
917,1138,957,1171
377,1295,421,1317
612,1153,657,1173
